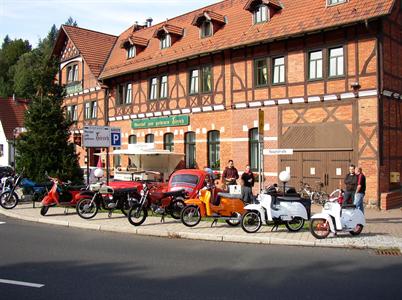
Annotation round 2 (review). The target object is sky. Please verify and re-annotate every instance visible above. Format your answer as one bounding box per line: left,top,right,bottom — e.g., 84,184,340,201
0,0,219,47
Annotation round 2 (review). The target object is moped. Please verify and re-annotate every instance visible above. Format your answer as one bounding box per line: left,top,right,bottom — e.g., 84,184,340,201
310,197,365,239
180,183,245,227
76,181,139,219
40,176,88,216
128,182,187,226
241,184,311,233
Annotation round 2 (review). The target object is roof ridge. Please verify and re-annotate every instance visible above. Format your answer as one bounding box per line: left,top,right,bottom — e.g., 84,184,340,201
62,24,117,38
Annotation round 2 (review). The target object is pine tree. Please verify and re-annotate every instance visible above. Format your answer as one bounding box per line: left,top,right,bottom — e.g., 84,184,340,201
15,30,82,183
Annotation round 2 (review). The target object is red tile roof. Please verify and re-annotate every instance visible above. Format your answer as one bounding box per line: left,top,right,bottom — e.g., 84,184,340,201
0,98,29,140
153,24,184,38
54,25,117,78
100,0,395,80
192,10,226,26
244,0,282,11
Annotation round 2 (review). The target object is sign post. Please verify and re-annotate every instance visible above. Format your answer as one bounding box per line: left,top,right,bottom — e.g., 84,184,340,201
109,128,121,185
258,109,264,192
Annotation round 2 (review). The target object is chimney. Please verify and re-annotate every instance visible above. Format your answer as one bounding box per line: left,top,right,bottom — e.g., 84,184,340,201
146,17,153,27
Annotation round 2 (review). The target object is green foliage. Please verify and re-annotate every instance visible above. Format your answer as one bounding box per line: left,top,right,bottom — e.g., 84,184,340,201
65,17,78,27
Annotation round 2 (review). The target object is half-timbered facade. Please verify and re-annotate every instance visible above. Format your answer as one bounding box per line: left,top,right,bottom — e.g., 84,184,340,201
55,0,402,209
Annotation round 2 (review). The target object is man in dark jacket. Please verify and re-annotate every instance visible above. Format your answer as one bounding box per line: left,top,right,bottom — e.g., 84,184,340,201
354,166,366,213
222,160,239,189
241,165,255,203
344,164,358,205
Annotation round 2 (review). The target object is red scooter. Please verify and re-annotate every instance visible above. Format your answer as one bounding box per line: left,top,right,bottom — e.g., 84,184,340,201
40,176,89,216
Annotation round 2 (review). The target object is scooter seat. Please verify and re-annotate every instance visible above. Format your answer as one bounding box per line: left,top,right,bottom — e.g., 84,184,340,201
163,189,185,197
216,192,243,200
114,187,138,194
276,196,303,202
342,204,356,209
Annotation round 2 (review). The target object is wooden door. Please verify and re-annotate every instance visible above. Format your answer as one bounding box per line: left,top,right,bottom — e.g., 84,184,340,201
326,151,352,193
279,152,302,189
302,152,326,192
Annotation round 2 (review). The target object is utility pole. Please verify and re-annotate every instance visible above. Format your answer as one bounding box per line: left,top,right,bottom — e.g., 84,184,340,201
258,109,264,192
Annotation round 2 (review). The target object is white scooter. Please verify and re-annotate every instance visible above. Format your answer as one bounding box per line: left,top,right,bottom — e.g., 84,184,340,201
241,172,310,234
310,196,365,239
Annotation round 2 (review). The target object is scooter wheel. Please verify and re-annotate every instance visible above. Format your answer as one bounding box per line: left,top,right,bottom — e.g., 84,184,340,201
169,199,185,220
241,211,262,233
40,206,49,216
76,198,98,219
180,205,201,227
310,219,330,239
226,212,241,227
350,224,363,236
128,204,148,226
285,217,305,232
0,191,19,209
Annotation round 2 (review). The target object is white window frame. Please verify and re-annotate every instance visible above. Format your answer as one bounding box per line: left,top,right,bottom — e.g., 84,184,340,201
189,69,199,94
200,21,213,38
127,46,136,59
329,47,344,77
272,56,285,84
308,50,323,80
254,4,268,24
160,34,171,49
159,75,168,99
327,0,347,7
125,83,132,104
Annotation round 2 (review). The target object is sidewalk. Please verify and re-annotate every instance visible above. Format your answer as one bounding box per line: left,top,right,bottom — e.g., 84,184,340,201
1,204,401,251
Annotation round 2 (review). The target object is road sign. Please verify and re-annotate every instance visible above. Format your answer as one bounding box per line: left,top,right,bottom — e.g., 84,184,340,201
110,127,121,147
83,126,111,148
264,149,294,155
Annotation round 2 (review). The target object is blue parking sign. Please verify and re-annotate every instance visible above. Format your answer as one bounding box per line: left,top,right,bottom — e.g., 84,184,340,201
110,128,121,147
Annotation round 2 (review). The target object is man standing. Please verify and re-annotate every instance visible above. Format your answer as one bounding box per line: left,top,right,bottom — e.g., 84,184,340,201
344,164,358,205
241,165,255,203
222,160,239,189
354,166,366,213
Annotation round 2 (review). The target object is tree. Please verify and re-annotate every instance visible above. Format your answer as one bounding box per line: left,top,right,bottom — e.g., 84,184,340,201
15,28,82,183
65,17,78,27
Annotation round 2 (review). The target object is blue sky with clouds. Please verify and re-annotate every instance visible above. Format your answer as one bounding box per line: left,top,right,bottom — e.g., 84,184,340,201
0,0,218,47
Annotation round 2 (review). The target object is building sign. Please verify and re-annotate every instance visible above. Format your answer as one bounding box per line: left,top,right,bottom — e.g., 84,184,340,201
132,115,189,129
110,127,121,147
83,126,111,148
264,149,294,155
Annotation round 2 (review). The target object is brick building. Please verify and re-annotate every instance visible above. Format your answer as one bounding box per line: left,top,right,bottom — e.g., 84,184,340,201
53,0,402,209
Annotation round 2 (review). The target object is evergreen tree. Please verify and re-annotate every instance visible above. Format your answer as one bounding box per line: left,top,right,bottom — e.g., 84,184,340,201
15,29,82,183
65,17,78,27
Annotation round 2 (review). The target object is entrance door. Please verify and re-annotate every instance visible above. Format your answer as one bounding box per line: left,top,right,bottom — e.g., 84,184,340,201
279,151,352,193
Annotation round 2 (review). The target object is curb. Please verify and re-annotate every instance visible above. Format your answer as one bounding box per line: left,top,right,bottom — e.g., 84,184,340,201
1,208,401,252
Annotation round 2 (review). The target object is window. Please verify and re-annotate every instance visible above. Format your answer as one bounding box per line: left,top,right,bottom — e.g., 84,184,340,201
0,144,3,157
327,0,347,6
67,105,77,121
201,21,212,38
113,147,121,168
329,47,344,77
272,56,285,84
117,83,133,105
189,69,199,94
254,5,268,24
185,132,196,168
84,101,97,119
149,75,168,100
308,50,323,80
127,46,136,59
207,131,220,170
128,135,137,144
145,134,154,143
164,133,174,152
254,58,268,87
160,34,171,49
189,66,212,94
249,128,259,172
67,64,78,83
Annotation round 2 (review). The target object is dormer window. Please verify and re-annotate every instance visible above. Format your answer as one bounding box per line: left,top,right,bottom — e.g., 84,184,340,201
67,64,78,83
160,34,171,49
327,0,347,6
127,46,136,59
192,11,226,39
254,5,268,24
201,21,212,38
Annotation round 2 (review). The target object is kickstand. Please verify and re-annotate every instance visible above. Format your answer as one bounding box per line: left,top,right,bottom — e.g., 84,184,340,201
271,224,279,231
211,219,218,227
64,207,69,215
108,211,112,218
160,214,165,223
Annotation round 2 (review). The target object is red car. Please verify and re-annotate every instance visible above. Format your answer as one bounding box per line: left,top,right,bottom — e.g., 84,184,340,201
168,169,217,199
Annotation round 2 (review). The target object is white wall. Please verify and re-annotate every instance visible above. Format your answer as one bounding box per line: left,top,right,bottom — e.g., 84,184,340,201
0,121,11,166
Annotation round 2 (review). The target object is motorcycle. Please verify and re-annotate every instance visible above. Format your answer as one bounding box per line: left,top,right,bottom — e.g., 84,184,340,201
40,176,88,216
180,183,245,227
0,173,23,209
128,182,187,226
310,197,365,239
76,182,140,219
241,184,311,233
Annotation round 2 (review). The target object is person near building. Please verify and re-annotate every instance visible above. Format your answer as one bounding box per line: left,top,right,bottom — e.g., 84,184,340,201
354,166,366,213
240,165,255,203
222,160,239,190
343,164,358,205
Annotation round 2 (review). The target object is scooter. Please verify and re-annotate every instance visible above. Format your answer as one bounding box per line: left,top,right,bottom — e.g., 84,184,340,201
128,182,187,226
76,181,139,219
40,176,88,216
180,183,245,227
241,184,311,233
310,196,365,239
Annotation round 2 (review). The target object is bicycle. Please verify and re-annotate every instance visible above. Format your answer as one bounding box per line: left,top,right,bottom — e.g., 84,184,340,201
298,180,329,205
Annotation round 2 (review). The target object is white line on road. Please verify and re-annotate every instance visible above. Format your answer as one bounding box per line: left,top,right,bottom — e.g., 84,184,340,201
0,222,5,225
0,279,44,288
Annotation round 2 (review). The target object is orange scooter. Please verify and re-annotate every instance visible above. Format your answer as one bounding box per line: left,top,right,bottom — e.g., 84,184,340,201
180,183,245,227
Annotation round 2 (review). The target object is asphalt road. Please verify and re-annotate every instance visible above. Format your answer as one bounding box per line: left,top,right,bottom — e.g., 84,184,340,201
0,216,401,300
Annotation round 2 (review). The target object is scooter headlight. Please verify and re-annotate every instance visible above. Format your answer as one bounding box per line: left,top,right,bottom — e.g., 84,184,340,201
140,190,145,196
324,202,331,210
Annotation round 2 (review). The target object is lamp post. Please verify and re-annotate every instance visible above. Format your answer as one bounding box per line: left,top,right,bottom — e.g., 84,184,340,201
12,128,18,172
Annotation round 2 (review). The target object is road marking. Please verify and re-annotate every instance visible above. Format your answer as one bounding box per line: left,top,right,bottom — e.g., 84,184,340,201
0,222,5,225
0,279,44,288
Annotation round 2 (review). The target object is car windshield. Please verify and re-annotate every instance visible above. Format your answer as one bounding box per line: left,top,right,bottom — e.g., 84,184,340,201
171,174,199,187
